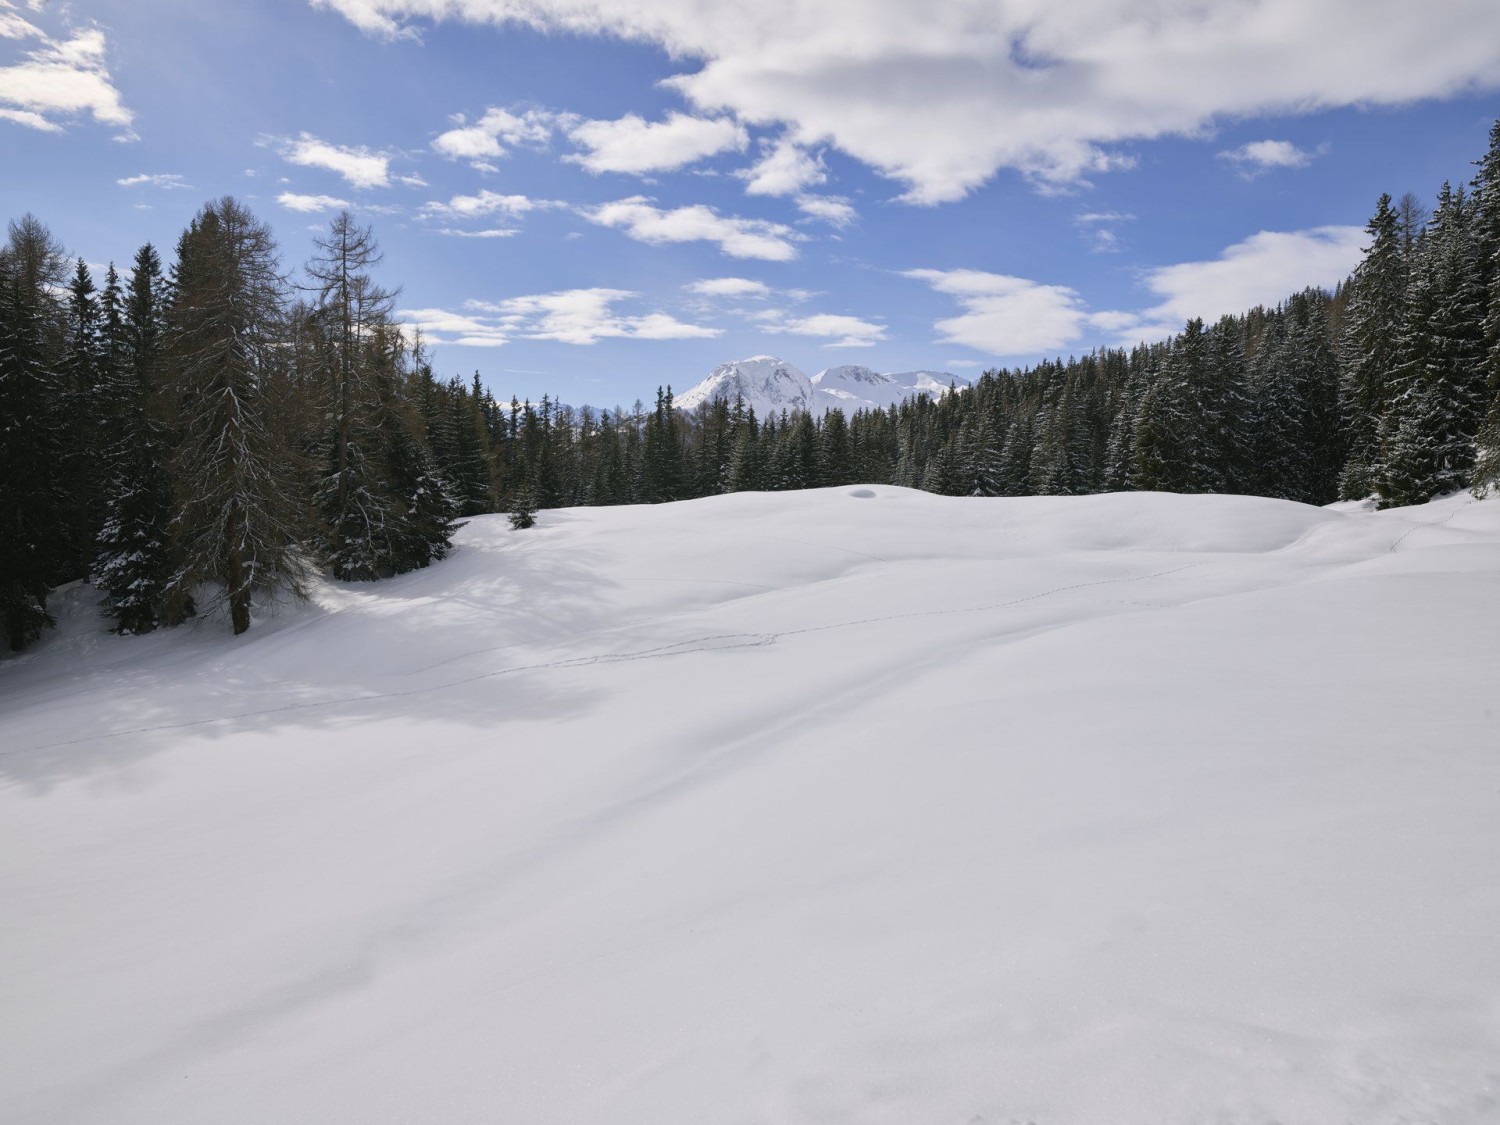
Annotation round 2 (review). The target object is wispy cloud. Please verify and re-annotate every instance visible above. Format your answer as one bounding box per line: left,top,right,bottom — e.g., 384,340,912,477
0,21,132,137
756,309,886,348
583,196,804,261
432,105,556,167
686,277,771,298
117,172,191,189
566,111,747,175
1074,209,1135,253
1218,139,1320,178
795,195,856,229
277,192,352,213
420,190,562,221
904,268,1089,355
738,136,826,196
434,227,520,238
413,289,721,347
270,132,392,189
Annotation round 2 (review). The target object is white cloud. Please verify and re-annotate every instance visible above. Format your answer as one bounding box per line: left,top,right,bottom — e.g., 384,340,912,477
419,190,560,220
795,194,856,228
687,277,771,298
1108,225,1368,341
767,311,886,348
468,289,721,345
277,192,353,213
0,23,132,135
1218,139,1318,176
401,306,509,347
432,105,555,166
583,196,803,261
739,137,825,196
904,268,1091,356
0,6,44,41
566,112,746,175
117,172,191,189
0,105,55,130
317,0,1500,203
1075,209,1134,253
276,132,391,189
434,226,519,238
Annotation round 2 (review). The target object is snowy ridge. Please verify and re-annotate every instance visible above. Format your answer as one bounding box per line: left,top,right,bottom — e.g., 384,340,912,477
674,354,815,417
811,364,970,412
4,489,1500,1123
676,355,970,418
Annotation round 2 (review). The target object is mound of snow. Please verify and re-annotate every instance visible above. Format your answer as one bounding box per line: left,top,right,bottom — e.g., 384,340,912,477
4,489,1500,1124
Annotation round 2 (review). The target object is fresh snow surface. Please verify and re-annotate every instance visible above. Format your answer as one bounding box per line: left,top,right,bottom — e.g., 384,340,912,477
677,356,968,417
3,488,1500,1124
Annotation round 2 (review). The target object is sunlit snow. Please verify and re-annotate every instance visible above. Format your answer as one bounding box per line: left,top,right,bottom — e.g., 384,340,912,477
3,487,1498,1123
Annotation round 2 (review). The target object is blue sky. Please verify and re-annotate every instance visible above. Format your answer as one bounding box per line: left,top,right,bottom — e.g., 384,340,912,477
3,0,1499,407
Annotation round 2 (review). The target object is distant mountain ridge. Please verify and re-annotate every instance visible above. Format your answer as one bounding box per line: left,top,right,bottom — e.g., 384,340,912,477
675,356,970,418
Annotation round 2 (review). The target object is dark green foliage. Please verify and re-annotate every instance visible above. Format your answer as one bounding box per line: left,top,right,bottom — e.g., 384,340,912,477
1374,184,1488,507
95,243,181,634
508,483,537,529
163,198,311,635
0,217,69,650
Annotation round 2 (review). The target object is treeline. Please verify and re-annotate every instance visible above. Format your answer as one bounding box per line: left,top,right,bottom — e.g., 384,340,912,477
486,121,1500,512
5,123,1499,653
0,200,486,652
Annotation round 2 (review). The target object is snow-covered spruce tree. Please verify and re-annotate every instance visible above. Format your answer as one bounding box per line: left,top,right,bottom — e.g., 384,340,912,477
447,375,497,516
1130,321,1210,493
1374,183,1488,508
1468,120,1500,493
819,406,853,487
0,216,70,651
724,402,763,493
641,385,687,501
508,482,537,529
1205,315,1255,494
1288,291,1344,505
1338,194,1408,500
94,242,181,634
61,257,107,578
968,410,1005,497
162,198,310,635
1249,306,1313,500
372,326,460,571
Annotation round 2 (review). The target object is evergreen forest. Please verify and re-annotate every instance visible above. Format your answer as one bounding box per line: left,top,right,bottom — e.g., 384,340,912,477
3,121,1499,653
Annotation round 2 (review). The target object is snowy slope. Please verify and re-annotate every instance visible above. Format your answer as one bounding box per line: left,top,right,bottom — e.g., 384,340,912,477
4,489,1500,1124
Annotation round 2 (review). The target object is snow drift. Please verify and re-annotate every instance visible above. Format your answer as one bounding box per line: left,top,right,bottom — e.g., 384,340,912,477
3,488,1499,1124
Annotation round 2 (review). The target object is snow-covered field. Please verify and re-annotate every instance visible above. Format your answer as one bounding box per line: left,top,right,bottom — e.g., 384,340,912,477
3,487,1499,1124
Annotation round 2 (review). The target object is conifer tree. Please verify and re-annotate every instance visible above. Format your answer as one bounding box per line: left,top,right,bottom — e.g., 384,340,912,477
1469,121,1500,492
0,216,69,650
1338,194,1408,499
95,243,180,633
61,257,106,576
1375,184,1488,507
163,198,310,635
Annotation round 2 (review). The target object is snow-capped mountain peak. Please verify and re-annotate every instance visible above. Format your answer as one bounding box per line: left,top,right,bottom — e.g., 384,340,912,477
678,357,972,418
675,356,815,417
